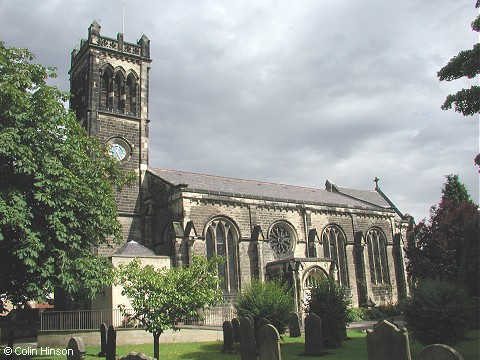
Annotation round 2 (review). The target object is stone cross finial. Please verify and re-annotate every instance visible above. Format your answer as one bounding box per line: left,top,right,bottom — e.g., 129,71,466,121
373,177,380,190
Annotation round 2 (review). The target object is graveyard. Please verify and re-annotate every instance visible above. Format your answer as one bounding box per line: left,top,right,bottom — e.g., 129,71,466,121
1,2,479,360
0,324,478,359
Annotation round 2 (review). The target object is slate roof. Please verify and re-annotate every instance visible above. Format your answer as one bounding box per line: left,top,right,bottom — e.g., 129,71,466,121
334,186,391,208
113,240,156,257
148,168,395,211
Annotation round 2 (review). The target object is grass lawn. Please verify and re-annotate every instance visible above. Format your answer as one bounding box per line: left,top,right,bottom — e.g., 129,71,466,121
1,330,478,360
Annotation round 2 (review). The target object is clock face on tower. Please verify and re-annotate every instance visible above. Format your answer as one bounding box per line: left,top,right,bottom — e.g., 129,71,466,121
110,143,126,161
107,138,130,162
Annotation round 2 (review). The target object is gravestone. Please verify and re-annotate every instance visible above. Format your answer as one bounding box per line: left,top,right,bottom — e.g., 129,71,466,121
366,320,411,360
66,337,86,360
256,317,271,344
257,317,271,331
239,316,256,360
258,323,282,360
222,320,234,353
289,313,301,337
119,352,155,360
106,325,116,360
417,344,465,360
98,323,107,357
304,313,323,356
232,318,241,343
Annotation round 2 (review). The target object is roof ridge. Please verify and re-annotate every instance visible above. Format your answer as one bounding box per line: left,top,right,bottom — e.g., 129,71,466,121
337,185,377,193
149,167,328,192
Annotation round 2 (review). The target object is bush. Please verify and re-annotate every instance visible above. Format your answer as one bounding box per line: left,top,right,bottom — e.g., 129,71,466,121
346,307,366,323
304,277,350,349
234,279,293,334
363,307,386,320
404,278,471,345
377,303,402,318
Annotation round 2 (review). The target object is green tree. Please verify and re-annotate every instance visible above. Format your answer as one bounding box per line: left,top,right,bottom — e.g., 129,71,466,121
405,175,479,295
0,42,132,310
234,279,293,334
116,255,224,360
404,278,471,345
304,277,350,349
458,215,480,298
441,174,471,204
437,1,480,116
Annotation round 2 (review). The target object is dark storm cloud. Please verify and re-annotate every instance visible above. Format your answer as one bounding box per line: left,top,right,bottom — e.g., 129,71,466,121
1,0,478,220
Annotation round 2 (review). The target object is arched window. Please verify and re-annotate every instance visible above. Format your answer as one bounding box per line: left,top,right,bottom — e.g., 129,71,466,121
113,73,123,111
304,267,327,289
302,267,327,303
322,225,349,287
205,218,239,294
268,221,296,258
307,229,317,258
366,228,390,285
125,73,137,116
99,69,112,109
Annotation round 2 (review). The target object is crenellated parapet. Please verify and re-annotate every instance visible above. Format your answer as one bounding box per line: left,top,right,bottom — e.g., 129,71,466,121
71,21,151,68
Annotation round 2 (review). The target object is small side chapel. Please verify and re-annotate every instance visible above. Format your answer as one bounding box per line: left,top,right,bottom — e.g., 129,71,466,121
69,22,412,313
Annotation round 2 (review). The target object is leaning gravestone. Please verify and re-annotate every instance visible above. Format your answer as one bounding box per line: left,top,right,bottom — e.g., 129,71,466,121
66,337,86,360
232,318,241,343
222,320,234,353
106,325,117,360
239,316,256,360
119,352,155,360
98,323,107,357
258,323,282,360
416,344,465,360
366,320,411,360
304,313,323,356
289,313,301,337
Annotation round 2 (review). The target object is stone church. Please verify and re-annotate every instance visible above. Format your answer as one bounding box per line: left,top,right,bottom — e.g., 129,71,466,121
69,22,411,312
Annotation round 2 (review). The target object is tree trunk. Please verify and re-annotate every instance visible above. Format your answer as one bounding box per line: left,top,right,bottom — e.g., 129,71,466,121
153,331,162,359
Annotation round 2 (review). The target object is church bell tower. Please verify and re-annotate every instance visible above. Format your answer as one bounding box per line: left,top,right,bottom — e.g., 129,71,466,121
69,21,152,253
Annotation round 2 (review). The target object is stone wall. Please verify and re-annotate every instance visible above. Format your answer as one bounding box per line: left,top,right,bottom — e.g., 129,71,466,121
37,327,222,347
156,189,407,307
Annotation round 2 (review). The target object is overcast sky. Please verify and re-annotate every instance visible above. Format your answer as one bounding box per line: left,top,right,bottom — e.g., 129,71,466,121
1,0,478,221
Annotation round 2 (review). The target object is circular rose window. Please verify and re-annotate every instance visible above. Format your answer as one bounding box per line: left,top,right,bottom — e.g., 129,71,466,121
269,223,295,256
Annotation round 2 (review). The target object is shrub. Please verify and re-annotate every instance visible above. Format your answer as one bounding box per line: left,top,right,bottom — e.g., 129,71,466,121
234,279,292,334
377,303,402,318
404,278,471,345
346,307,366,323
363,307,386,320
304,277,350,349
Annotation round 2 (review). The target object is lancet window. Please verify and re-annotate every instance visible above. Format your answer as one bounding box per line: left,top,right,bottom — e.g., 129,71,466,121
205,218,239,294
99,67,138,116
366,228,390,285
322,225,349,287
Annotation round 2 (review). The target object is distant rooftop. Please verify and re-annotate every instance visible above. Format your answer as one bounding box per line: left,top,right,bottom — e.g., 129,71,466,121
113,240,156,257
148,168,396,212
